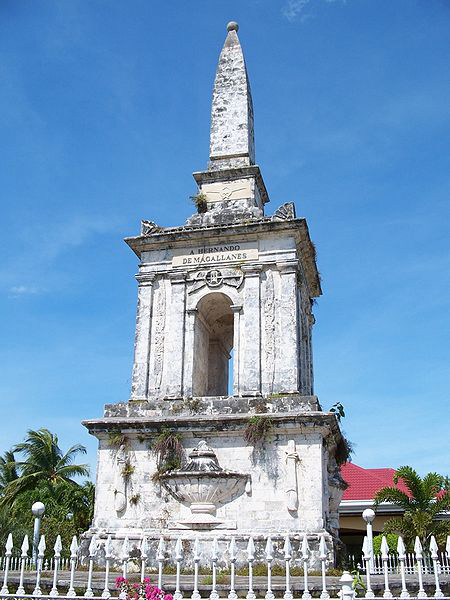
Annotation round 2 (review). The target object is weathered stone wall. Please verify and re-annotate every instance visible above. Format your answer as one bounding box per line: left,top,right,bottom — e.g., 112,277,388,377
92,428,332,535
130,232,315,402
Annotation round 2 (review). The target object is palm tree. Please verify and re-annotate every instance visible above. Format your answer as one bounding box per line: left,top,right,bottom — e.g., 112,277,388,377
0,429,89,507
0,450,18,494
374,465,450,547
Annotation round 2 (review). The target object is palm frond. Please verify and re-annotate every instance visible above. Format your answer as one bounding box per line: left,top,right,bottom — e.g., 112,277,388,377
374,486,412,510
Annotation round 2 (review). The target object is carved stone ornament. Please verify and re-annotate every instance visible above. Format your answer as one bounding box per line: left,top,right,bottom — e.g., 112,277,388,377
114,444,127,514
159,440,248,525
272,202,296,221
188,268,244,295
141,220,162,235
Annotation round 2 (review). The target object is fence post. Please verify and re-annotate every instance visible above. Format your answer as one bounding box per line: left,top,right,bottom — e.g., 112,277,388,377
0,533,13,595
102,535,112,599
362,509,375,575
340,571,355,600
17,535,29,595
247,536,256,600
414,537,427,599
67,535,79,598
157,537,165,591
191,536,201,600
362,536,374,598
265,536,275,600
284,535,294,600
316,533,328,600
301,534,311,600
32,534,46,597
396,536,410,599
140,536,148,584
429,536,444,599
210,537,219,600
84,535,97,598
228,536,238,600
174,537,184,600
50,534,62,597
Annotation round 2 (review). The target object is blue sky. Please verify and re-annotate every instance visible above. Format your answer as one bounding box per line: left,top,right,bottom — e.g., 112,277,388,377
1,0,449,478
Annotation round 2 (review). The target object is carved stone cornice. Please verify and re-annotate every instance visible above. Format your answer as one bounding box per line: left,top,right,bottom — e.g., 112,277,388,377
167,271,187,284
277,259,299,274
240,264,263,276
135,273,156,287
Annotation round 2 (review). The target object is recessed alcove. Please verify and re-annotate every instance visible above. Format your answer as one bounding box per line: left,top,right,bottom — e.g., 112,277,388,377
192,292,234,396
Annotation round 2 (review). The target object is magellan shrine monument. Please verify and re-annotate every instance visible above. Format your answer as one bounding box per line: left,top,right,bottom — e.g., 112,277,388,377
82,22,347,566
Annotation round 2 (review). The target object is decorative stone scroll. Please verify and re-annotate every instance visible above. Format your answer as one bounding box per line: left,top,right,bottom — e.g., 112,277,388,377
188,267,244,294
141,220,162,235
273,202,296,221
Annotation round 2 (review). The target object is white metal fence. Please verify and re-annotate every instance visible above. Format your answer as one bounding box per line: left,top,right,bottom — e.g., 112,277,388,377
0,531,449,599
348,551,450,576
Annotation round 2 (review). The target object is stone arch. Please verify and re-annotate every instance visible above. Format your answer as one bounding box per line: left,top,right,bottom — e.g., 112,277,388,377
192,292,234,397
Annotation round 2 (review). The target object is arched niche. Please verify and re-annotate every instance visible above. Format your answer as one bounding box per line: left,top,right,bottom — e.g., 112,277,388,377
192,292,234,397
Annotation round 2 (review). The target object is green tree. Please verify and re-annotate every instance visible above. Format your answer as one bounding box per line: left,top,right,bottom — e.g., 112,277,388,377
1,428,89,507
0,450,18,494
374,466,450,548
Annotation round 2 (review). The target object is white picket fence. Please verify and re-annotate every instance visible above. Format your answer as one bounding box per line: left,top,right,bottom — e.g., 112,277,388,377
348,551,450,576
0,531,449,599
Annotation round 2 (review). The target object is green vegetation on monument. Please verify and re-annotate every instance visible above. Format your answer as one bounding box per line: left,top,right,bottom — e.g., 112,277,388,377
0,428,93,557
152,428,184,480
244,415,273,445
374,465,450,548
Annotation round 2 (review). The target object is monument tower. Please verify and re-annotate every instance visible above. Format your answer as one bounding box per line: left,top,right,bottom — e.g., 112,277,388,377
83,22,346,563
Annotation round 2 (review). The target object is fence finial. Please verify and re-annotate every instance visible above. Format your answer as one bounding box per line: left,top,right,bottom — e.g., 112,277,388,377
301,534,310,560
284,535,292,560
380,535,389,559
247,536,255,561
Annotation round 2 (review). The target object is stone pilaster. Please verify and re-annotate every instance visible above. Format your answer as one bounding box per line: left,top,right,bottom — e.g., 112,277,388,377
276,260,300,394
130,273,155,401
163,272,187,398
240,265,262,395
182,308,198,398
231,304,242,395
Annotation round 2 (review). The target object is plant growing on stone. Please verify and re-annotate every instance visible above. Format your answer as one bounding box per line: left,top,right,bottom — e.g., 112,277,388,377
129,493,141,506
329,402,345,422
184,397,202,414
152,429,184,478
108,432,128,448
190,192,207,214
121,460,135,480
244,416,272,445
335,437,353,466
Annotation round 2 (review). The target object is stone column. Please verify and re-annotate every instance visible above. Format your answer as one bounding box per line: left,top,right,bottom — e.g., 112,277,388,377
231,304,242,396
163,272,187,398
277,261,299,394
130,273,155,401
240,265,262,396
182,308,197,398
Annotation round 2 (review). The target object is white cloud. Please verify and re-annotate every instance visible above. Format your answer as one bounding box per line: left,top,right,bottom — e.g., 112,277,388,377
282,0,311,22
8,285,41,298
282,0,346,22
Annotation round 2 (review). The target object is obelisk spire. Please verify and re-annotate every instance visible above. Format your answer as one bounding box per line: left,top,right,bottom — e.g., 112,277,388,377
208,22,255,171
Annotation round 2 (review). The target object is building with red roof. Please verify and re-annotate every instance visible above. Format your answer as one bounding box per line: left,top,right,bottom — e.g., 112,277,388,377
338,463,411,552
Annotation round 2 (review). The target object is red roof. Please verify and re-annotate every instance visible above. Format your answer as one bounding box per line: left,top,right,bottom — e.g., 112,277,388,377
341,463,410,501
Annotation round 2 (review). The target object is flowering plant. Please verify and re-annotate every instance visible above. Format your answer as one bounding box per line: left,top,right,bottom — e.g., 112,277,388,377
115,577,173,600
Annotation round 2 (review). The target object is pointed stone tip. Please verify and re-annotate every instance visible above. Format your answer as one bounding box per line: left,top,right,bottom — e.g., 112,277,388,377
227,21,239,33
